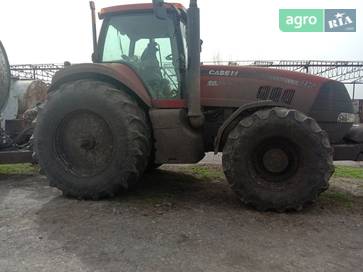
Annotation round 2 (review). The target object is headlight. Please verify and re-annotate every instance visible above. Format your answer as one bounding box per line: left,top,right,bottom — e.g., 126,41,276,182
337,113,358,123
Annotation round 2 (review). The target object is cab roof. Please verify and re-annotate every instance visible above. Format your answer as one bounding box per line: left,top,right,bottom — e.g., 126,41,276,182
99,3,186,19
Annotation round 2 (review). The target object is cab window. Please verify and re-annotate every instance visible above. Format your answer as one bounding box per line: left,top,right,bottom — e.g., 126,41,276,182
102,25,130,61
101,13,181,99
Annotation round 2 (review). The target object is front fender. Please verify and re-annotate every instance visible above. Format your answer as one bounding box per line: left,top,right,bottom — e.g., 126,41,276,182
49,63,152,107
214,100,291,154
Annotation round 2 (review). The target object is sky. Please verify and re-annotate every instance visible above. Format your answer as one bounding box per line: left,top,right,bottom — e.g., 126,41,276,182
0,0,362,94
0,0,361,64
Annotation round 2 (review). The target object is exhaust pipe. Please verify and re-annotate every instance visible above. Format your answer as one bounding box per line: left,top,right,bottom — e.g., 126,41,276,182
89,1,99,62
186,0,204,128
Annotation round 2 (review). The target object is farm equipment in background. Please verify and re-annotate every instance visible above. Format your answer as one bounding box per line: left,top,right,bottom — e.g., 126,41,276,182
0,40,47,164
34,0,363,212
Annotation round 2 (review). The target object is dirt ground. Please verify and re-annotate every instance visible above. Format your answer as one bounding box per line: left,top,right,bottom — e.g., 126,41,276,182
0,164,362,272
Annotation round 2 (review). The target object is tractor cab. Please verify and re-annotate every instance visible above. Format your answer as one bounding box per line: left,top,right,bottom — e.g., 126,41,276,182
97,4,188,99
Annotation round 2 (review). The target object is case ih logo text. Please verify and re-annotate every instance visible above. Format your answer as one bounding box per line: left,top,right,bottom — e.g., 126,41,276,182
208,70,239,77
279,9,356,32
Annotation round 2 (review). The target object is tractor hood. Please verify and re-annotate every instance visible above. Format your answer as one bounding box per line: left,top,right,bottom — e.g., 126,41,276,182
201,64,354,143
201,65,331,111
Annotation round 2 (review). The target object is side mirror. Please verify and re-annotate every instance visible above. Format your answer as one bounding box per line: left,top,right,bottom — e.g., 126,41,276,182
152,0,167,19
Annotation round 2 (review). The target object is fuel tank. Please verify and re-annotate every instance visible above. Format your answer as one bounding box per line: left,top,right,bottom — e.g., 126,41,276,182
0,41,10,112
201,65,354,143
1,79,48,128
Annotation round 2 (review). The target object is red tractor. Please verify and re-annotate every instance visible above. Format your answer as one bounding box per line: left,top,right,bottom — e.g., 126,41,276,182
35,0,362,211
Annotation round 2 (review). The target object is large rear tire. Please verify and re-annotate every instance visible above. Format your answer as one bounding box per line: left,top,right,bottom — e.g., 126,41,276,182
34,80,151,199
222,107,334,212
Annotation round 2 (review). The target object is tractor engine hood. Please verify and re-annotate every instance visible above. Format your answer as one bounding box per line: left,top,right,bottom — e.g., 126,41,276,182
200,64,354,143
200,65,330,111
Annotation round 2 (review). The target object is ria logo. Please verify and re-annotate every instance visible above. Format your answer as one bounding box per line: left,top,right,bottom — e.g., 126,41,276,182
279,9,356,32
325,9,356,32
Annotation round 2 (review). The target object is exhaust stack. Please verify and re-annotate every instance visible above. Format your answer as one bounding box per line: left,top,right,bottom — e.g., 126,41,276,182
186,0,204,128
89,1,98,62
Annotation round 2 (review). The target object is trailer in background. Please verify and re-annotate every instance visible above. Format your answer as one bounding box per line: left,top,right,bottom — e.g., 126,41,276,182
0,40,47,164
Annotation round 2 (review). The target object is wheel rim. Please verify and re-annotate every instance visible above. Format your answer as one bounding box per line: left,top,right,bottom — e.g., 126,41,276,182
55,110,114,177
250,137,300,183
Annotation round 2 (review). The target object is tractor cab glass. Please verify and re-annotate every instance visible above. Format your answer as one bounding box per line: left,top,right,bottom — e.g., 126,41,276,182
100,12,184,99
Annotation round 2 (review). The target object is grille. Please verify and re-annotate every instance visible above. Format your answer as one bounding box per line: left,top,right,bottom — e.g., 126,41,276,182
270,87,283,102
256,86,271,100
281,89,295,104
257,86,295,104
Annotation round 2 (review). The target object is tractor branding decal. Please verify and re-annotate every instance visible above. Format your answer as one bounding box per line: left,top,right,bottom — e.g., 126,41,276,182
203,69,317,89
207,80,219,87
257,86,296,104
208,70,239,77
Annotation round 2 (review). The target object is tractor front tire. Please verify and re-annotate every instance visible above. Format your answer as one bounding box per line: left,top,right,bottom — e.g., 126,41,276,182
222,107,334,212
34,80,151,199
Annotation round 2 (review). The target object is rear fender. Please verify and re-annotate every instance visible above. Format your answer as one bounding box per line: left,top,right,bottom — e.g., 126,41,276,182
214,100,291,153
49,63,152,107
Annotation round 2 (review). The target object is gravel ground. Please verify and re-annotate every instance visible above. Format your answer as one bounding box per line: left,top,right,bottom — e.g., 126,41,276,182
0,165,362,272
